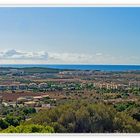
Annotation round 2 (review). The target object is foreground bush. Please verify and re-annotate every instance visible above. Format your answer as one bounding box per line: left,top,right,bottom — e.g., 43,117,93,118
24,101,140,133
1,124,54,133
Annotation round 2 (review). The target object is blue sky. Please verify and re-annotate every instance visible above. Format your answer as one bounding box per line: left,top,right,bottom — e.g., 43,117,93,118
0,7,140,64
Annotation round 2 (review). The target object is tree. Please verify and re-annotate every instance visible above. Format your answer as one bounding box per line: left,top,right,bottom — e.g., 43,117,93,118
113,112,139,133
23,107,36,115
5,115,20,127
0,119,9,129
75,106,90,132
21,101,140,133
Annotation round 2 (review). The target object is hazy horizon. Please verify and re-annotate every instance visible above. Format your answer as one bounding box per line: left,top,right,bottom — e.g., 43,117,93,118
0,7,140,65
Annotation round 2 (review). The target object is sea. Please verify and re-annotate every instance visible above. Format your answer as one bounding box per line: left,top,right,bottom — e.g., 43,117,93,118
0,64,140,71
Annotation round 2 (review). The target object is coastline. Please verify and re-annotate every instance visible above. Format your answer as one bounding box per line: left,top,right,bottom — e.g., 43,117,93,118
0,64,140,71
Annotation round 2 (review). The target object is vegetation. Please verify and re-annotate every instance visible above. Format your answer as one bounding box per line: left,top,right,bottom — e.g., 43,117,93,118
0,106,36,130
1,124,54,133
22,67,61,74
20,101,140,133
0,67,140,133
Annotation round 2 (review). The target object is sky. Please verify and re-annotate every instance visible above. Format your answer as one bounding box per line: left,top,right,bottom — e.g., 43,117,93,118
0,7,140,65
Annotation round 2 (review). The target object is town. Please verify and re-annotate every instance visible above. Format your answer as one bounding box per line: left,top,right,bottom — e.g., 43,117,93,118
0,67,140,107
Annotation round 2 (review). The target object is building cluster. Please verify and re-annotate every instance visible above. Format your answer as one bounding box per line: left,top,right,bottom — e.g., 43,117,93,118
59,70,95,76
0,68,140,93
129,81,140,88
0,80,140,92
0,94,53,109
0,69,24,76
0,82,49,91
0,81,85,91
93,82,128,90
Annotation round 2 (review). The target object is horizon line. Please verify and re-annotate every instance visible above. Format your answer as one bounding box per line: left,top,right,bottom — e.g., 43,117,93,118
0,64,140,66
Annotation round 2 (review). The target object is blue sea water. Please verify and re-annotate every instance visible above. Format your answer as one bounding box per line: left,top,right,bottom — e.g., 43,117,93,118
0,64,140,71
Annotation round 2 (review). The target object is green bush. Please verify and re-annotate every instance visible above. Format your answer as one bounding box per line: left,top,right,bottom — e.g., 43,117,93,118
1,124,54,133
0,119,9,129
23,101,140,133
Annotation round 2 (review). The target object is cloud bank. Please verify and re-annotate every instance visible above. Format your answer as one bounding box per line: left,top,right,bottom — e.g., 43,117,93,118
0,49,139,65
0,49,48,60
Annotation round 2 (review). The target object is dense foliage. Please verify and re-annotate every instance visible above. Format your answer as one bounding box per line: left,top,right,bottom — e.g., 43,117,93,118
22,101,140,133
0,106,36,130
1,124,54,133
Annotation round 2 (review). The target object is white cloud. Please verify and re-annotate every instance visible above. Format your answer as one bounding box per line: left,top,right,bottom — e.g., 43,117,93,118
0,49,48,60
95,53,102,56
0,49,139,65
48,52,93,64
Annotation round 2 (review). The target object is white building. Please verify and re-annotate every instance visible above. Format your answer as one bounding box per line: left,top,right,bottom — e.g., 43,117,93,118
28,83,38,89
38,83,48,89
